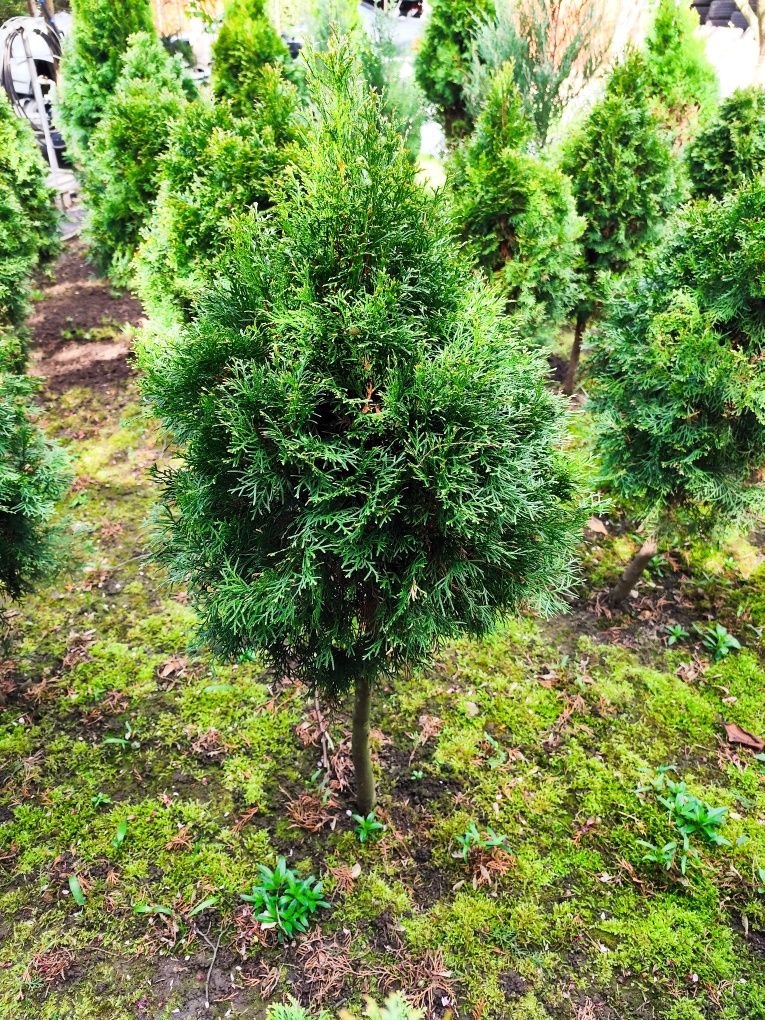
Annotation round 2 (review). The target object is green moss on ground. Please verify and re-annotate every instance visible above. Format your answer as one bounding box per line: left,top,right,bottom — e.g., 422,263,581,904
2,368,765,1017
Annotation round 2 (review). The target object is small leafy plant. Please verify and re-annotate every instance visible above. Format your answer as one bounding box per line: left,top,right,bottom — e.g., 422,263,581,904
455,821,511,862
665,623,689,646
352,811,385,844
701,623,741,662
241,857,329,940
638,768,730,875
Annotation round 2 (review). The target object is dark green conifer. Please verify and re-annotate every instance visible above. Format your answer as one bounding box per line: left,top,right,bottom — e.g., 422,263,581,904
560,50,677,394
414,0,494,134
449,63,582,343
589,178,765,604
140,50,583,811
0,91,59,337
686,86,765,200
0,343,70,601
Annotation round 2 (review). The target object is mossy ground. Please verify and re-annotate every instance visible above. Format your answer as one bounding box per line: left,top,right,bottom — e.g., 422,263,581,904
1,255,765,1020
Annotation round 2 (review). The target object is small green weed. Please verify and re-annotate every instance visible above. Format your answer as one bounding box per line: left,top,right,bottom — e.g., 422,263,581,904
353,811,386,844
666,624,690,646
241,857,329,940
701,623,741,661
455,822,511,862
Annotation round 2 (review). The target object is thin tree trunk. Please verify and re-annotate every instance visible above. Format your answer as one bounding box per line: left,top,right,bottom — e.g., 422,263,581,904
563,310,588,396
609,536,658,607
352,675,376,814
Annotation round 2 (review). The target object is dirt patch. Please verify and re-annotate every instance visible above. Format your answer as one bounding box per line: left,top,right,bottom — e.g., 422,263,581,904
28,239,144,394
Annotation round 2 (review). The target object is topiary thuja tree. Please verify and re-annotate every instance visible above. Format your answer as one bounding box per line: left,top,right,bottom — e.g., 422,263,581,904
0,91,59,337
212,0,298,115
686,86,765,200
82,32,192,285
589,177,765,606
140,49,584,813
643,0,718,141
559,50,678,395
58,0,155,162
135,68,298,323
415,0,494,134
449,62,582,344
0,337,70,602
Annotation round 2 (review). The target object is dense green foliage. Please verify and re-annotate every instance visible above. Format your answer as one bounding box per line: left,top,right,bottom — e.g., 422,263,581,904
0,91,59,335
0,0,26,21
589,178,765,538
561,50,677,317
308,0,425,156
211,0,295,114
414,0,493,131
135,69,297,323
140,51,582,697
450,63,581,341
0,339,69,600
58,0,155,160
82,32,190,285
643,0,718,138
686,86,765,199
467,0,612,146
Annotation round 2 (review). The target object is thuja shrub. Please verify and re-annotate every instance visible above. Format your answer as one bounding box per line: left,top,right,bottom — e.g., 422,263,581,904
414,0,494,133
686,86,765,200
135,68,298,323
559,49,677,393
308,0,425,157
82,32,191,284
589,178,765,605
140,49,583,812
449,63,582,343
212,0,296,115
643,0,718,139
0,91,59,334
58,0,155,161
0,338,69,601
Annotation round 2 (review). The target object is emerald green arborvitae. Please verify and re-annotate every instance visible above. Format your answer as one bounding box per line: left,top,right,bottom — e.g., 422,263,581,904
212,0,296,115
140,50,583,812
643,0,718,140
449,62,582,344
135,68,298,323
589,178,765,604
414,0,494,134
58,0,155,161
0,91,59,337
82,32,191,285
686,86,765,200
559,50,677,394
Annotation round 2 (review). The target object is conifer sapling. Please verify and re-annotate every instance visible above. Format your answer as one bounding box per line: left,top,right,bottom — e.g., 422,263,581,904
140,50,583,812
686,86,765,200
58,0,155,161
450,62,582,344
560,50,677,394
589,178,765,605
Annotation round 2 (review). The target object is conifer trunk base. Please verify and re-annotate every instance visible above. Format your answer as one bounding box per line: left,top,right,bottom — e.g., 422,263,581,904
352,675,376,814
609,537,658,607
563,311,588,396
